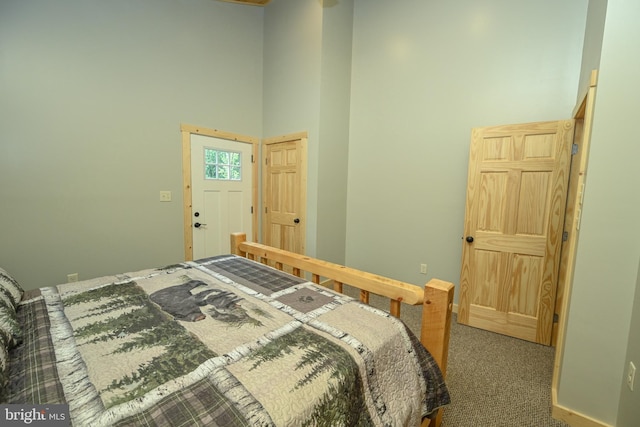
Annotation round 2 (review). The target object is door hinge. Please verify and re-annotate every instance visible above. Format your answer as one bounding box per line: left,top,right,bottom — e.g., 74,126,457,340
250,206,253,214
265,207,268,213
562,231,569,242
571,143,579,155
251,154,254,163
553,313,559,323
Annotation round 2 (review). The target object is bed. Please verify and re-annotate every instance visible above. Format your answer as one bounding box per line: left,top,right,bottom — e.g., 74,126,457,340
1,233,454,427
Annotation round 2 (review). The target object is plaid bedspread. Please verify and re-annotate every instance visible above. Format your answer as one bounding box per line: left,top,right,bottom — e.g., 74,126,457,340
8,255,450,426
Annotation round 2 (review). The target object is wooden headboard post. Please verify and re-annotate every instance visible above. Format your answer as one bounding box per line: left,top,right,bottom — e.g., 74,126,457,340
230,232,247,257
421,280,454,427
421,279,455,376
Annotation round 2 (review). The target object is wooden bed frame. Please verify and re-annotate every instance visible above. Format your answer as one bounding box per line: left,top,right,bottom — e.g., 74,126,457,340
230,233,454,427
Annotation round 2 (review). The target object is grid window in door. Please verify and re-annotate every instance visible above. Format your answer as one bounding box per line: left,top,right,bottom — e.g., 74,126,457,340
204,148,242,181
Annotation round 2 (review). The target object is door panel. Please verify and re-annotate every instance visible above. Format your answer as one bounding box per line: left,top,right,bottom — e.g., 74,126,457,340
263,135,307,255
203,191,222,255
459,120,574,345
191,134,253,259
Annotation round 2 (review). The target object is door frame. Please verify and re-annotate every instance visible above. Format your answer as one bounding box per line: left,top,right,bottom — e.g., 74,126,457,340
262,131,308,254
181,123,259,260
551,70,600,426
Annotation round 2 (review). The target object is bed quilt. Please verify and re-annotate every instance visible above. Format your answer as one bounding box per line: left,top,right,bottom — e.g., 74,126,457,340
8,255,450,426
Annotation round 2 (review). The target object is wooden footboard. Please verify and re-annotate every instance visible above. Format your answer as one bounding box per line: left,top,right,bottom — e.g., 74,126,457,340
230,233,454,427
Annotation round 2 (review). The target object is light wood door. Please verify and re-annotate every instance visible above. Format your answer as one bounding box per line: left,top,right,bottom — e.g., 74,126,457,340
263,134,307,255
458,120,574,345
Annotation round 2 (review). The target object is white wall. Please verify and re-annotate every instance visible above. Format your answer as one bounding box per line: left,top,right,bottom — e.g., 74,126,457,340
262,0,323,257
262,0,354,263
616,260,640,426
0,0,264,287
0,0,589,296
577,0,607,103
558,0,640,423
345,0,588,293
316,0,354,264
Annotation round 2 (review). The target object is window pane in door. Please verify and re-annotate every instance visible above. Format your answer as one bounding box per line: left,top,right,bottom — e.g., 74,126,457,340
205,164,216,179
204,148,241,181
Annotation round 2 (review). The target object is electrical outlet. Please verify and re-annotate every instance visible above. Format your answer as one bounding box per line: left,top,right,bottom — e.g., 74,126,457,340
67,273,78,283
627,361,636,391
420,263,427,274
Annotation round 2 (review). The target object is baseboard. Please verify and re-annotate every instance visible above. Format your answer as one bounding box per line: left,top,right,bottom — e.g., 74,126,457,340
551,389,612,427
551,404,612,427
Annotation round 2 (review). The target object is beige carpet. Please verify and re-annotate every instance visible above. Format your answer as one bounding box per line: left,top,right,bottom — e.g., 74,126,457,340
346,289,569,427
439,314,569,427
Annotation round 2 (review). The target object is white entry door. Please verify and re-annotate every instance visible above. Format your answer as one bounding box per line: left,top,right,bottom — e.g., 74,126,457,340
191,134,253,259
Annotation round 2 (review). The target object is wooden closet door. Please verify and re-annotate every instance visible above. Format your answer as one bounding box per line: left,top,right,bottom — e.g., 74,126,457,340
458,120,574,345
263,135,307,256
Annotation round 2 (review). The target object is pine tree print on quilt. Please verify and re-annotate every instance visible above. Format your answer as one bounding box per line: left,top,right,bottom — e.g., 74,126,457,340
61,280,216,408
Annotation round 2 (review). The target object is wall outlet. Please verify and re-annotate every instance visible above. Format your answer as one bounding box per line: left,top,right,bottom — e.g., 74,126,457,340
627,361,636,391
67,273,78,283
420,263,428,274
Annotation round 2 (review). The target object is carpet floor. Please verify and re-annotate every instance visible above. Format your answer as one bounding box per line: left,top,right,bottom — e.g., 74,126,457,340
346,289,569,427
440,314,569,427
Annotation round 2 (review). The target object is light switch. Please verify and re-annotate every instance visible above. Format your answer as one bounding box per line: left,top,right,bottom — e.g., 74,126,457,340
159,191,172,202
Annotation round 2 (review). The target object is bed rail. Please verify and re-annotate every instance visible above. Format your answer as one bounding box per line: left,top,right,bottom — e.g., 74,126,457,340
230,233,454,427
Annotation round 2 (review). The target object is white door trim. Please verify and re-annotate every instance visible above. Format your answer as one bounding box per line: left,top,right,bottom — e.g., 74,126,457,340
181,123,259,260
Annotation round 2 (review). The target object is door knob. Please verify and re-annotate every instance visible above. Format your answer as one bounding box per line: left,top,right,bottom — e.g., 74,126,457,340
466,236,474,243
194,222,207,228
294,218,300,224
